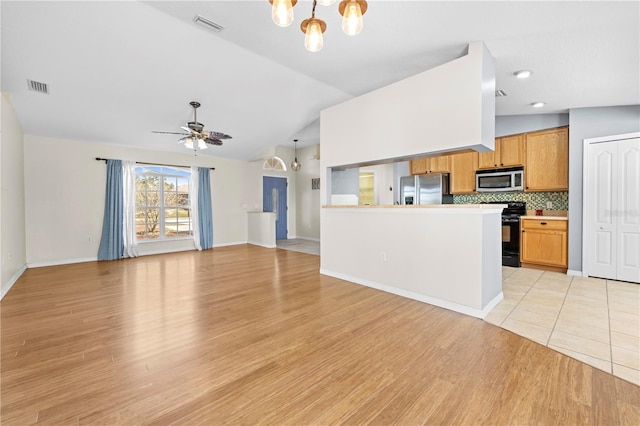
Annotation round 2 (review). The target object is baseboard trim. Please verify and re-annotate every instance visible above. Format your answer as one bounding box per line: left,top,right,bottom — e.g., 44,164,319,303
1,264,28,300
213,241,248,248
567,269,584,277
248,241,276,249
319,268,501,319
28,257,97,268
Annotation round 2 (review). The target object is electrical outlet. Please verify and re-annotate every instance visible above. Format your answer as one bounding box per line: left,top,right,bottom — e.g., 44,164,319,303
8,251,13,259
546,201,553,209
88,237,93,243
382,251,387,262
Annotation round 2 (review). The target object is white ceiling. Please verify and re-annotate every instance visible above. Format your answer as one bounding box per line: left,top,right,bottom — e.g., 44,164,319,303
2,1,638,161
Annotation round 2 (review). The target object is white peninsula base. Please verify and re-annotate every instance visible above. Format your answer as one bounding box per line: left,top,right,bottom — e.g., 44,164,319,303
320,205,504,319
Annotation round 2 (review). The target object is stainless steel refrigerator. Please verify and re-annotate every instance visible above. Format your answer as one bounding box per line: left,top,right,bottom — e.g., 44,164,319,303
400,174,449,205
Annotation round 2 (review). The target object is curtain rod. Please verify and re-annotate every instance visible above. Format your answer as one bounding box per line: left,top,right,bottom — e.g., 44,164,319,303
95,158,214,170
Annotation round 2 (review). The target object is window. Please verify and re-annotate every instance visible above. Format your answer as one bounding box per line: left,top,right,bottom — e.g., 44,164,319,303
135,166,192,240
359,172,375,205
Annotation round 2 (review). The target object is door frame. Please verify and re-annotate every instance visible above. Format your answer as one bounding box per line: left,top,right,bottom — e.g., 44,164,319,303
582,131,640,278
262,174,290,240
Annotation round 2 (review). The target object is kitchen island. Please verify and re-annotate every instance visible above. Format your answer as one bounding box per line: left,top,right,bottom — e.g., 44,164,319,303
320,204,504,318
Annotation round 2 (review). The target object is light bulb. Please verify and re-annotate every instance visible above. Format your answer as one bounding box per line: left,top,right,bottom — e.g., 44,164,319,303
342,0,363,36
305,19,324,52
183,138,194,150
272,0,294,27
198,139,208,150
317,0,337,5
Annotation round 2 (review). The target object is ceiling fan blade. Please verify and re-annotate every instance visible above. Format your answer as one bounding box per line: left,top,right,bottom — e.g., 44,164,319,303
208,131,232,140
152,131,190,135
204,138,224,146
180,126,193,133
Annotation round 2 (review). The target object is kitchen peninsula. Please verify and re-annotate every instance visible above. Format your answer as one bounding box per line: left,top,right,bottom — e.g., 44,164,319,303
320,204,504,318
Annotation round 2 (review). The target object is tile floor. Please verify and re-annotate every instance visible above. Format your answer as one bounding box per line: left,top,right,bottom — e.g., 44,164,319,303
276,238,320,256
485,267,640,386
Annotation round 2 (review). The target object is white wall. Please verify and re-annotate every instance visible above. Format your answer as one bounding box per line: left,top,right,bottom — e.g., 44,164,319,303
295,144,320,240
320,41,495,181
496,113,569,137
24,135,250,265
1,93,27,297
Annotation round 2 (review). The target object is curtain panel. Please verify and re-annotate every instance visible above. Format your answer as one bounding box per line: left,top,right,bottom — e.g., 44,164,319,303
190,166,202,250
97,160,124,260
122,161,139,258
198,167,213,249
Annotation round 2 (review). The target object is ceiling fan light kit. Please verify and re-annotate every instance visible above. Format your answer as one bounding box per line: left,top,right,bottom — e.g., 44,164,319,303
269,0,367,52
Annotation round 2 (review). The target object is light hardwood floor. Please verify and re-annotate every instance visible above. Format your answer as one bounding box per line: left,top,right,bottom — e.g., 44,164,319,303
2,245,639,425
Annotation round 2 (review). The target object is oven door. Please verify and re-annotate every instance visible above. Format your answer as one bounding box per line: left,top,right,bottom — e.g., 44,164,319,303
501,217,521,267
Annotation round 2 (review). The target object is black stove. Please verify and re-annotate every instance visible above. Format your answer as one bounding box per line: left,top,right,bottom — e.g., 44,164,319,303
484,201,526,267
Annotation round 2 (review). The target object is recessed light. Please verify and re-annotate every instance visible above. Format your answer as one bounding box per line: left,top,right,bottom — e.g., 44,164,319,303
531,102,545,108
514,70,533,79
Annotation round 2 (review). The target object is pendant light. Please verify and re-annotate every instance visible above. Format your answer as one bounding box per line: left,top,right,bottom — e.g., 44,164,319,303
339,0,367,36
291,139,301,171
300,1,326,52
270,0,298,27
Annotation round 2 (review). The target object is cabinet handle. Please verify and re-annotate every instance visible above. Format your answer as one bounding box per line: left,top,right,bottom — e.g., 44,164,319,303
540,222,547,225
501,163,504,166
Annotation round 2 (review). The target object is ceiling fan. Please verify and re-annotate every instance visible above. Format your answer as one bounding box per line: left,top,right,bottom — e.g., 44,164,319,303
153,101,232,150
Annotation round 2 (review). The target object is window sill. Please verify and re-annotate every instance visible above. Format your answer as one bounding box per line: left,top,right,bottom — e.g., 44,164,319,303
136,237,194,244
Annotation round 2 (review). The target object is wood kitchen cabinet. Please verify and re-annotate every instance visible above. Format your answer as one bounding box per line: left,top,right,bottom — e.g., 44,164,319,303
478,134,525,169
521,218,568,272
410,155,450,175
525,127,569,191
449,151,478,194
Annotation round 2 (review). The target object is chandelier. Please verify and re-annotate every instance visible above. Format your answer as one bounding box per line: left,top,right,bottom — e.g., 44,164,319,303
269,0,368,52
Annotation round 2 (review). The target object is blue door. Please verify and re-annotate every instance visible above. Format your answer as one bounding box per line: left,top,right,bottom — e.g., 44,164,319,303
263,176,288,240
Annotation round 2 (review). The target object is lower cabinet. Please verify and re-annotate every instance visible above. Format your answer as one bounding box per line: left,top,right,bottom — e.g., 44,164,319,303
521,218,568,271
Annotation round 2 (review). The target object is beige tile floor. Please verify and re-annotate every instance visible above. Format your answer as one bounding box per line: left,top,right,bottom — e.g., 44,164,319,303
276,238,320,256
485,267,640,386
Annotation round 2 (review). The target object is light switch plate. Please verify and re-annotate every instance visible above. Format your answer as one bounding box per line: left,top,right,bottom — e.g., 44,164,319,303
546,201,553,209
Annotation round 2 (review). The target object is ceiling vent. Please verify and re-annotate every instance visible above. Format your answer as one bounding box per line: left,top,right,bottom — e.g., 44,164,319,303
193,15,224,33
495,90,507,97
27,79,49,94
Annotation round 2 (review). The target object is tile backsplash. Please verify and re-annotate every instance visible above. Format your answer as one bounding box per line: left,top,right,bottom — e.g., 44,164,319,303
453,191,568,210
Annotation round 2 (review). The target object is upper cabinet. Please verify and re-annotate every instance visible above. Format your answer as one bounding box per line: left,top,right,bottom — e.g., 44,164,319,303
410,155,450,175
525,127,569,192
450,151,478,194
478,134,525,169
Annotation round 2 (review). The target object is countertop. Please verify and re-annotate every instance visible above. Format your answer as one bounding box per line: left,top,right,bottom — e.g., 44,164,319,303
521,215,568,221
322,204,506,209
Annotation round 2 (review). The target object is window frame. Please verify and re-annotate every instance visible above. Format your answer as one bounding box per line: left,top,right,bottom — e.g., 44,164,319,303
135,166,193,242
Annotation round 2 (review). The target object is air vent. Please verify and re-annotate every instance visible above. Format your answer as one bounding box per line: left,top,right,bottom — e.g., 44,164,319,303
495,90,507,97
193,15,224,32
27,79,49,94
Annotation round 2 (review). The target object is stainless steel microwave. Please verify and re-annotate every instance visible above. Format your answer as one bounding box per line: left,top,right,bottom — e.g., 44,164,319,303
476,168,524,192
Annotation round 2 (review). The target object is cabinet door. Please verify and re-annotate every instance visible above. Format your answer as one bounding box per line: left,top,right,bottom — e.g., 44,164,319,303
428,155,450,173
450,151,478,194
410,157,428,175
525,127,569,191
521,228,567,267
477,139,499,169
500,134,525,167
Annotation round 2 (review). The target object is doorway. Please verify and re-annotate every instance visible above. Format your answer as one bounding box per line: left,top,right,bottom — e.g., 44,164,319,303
583,133,640,283
263,176,288,240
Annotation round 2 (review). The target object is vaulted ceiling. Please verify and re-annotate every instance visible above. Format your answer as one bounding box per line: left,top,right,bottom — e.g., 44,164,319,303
2,1,638,161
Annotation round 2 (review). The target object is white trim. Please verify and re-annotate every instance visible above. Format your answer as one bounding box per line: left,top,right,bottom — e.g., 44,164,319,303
567,269,584,277
248,241,276,249
320,268,503,319
28,257,97,268
212,241,248,248
137,246,195,257
583,132,640,144
1,264,27,300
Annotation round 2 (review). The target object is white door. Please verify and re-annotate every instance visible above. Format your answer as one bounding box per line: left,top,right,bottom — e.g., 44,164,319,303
588,142,617,279
617,138,640,283
586,135,640,283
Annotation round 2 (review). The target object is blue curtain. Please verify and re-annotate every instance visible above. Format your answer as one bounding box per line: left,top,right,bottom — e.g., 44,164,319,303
198,167,213,249
97,160,124,260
